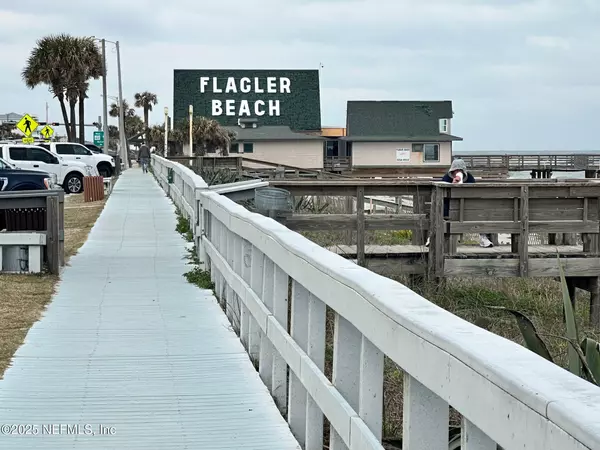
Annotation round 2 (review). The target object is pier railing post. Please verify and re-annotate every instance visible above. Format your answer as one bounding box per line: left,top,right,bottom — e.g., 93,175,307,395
428,184,445,279
288,279,310,446
403,374,449,450
195,187,209,270
248,245,265,363
356,186,366,267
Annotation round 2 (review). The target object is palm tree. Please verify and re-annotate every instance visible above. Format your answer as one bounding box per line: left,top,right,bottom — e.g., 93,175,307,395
22,34,102,143
0,123,20,140
72,38,102,144
109,100,144,143
66,84,78,141
133,91,158,143
147,125,167,155
22,34,74,140
109,100,136,119
172,116,234,156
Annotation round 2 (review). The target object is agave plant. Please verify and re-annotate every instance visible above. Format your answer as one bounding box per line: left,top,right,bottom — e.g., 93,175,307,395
488,255,600,385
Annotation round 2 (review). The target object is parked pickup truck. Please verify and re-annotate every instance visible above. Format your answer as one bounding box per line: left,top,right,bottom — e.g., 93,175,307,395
0,157,53,191
38,142,115,178
0,144,96,194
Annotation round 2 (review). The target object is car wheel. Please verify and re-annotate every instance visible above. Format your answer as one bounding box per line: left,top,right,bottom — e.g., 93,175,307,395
64,173,83,194
98,164,113,178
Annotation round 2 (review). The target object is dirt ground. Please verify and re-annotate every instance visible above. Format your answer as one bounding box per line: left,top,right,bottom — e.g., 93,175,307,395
0,193,107,377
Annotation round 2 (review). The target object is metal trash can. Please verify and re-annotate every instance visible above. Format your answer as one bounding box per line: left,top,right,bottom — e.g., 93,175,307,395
255,187,292,217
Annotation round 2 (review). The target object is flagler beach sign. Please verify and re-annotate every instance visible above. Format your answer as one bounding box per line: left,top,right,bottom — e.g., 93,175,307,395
200,76,291,117
173,69,321,130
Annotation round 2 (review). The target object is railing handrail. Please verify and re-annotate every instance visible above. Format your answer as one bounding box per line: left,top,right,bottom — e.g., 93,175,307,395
455,153,600,170
152,155,600,450
201,187,600,449
158,156,208,189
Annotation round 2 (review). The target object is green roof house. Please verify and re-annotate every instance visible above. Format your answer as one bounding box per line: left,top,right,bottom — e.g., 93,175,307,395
207,118,325,170
335,101,463,175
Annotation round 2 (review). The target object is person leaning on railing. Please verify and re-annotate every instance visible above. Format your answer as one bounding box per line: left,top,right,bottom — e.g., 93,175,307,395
425,158,494,248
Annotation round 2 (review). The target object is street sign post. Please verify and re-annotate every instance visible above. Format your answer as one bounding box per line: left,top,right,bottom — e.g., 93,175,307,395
40,125,54,142
93,131,105,147
16,113,39,138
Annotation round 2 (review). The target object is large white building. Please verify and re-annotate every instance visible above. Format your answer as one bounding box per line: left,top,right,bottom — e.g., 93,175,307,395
0,112,39,124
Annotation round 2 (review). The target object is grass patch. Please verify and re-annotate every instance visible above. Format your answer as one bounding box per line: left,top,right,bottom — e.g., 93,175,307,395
184,266,214,290
194,167,244,186
175,209,194,242
375,276,600,440
0,193,107,377
420,277,600,368
303,229,413,247
173,207,214,290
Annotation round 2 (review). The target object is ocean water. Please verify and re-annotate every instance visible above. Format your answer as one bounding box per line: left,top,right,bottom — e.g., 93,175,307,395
508,171,586,179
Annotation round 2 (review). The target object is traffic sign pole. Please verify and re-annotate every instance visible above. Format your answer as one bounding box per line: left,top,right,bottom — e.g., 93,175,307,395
101,39,109,155
93,131,105,147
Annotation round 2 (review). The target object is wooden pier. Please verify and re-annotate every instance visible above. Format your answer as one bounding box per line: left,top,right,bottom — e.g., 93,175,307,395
167,155,348,180
455,151,600,178
269,178,600,326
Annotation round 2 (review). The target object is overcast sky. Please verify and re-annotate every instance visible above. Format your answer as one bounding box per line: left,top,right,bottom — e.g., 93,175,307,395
1,0,598,151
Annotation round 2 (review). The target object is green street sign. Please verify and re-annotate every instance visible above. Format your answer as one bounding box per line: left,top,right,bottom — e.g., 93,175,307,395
93,131,104,146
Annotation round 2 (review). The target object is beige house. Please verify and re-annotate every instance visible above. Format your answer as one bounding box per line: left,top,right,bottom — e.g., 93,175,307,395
222,122,325,170
329,101,463,176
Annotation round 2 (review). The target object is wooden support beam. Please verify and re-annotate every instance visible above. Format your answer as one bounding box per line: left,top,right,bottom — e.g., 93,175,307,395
449,221,599,235
278,214,427,231
519,186,529,277
45,194,60,274
511,197,519,253
357,186,366,267
428,186,444,278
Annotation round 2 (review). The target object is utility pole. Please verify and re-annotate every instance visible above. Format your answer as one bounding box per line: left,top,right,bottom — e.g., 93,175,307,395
188,104,193,165
116,41,127,171
164,107,169,157
101,39,109,155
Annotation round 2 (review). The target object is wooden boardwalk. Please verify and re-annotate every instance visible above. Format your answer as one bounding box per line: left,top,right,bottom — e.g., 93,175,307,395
0,170,301,450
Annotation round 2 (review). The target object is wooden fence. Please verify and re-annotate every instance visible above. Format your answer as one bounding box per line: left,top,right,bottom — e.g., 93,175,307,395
0,190,65,274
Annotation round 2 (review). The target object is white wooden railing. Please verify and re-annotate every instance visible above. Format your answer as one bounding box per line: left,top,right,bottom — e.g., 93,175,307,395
151,155,600,450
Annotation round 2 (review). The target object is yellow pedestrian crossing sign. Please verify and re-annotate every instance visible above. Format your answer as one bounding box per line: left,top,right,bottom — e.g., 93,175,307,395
40,125,54,140
16,114,38,137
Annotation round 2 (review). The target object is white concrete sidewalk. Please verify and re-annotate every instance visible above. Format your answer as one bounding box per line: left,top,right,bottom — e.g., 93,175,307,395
0,169,300,449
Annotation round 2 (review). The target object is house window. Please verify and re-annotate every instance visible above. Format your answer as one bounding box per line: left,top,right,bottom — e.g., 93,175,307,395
325,140,339,157
439,119,449,133
230,143,239,153
423,144,439,162
243,143,254,153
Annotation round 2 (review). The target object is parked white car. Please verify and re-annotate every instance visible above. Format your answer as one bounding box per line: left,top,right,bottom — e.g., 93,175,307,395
0,144,97,194
39,142,116,178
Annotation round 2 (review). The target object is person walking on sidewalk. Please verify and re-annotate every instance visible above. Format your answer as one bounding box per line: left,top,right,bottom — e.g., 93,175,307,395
138,144,151,173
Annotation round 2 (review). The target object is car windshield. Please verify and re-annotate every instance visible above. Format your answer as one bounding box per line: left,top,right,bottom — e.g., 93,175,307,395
0,157,15,170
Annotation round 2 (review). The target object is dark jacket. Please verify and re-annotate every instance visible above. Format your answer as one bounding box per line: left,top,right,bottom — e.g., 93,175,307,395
138,145,151,159
440,171,476,217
